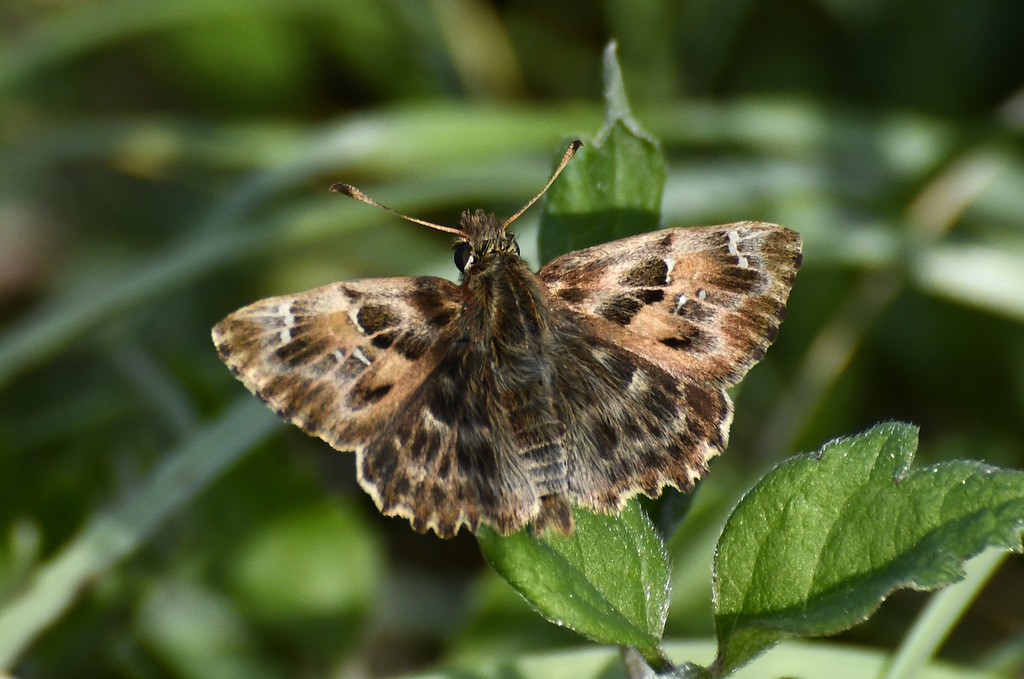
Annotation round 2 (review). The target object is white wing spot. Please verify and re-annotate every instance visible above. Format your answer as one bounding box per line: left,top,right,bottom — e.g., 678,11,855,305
628,369,650,393
331,349,345,363
727,230,740,256
353,347,372,366
674,293,688,314
664,257,675,283
697,288,707,301
277,309,297,343
347,306,364,332
728,229,750,268
423,409,445,431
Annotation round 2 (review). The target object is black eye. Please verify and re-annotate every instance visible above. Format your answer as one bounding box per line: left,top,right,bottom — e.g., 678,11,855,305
454,242,474,272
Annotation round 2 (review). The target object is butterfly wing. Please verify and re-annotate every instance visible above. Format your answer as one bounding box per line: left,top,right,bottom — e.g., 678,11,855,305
213,276,462,448
358,340,554,538
213,275,545,538
540,223,801,387
539,223,802,511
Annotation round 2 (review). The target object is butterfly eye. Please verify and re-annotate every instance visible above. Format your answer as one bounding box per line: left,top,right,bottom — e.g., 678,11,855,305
454,242,474,272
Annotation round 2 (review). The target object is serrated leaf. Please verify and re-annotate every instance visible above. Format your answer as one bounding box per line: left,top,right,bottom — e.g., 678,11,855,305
477,501,671,663
711,422,1024,675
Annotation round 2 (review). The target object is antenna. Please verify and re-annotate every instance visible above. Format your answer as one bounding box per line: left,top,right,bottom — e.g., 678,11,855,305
501,140,583,229
330,139,583,236
329,183,468,237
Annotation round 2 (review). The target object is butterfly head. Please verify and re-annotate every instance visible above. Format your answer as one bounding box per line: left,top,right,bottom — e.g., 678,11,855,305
453,210,521,274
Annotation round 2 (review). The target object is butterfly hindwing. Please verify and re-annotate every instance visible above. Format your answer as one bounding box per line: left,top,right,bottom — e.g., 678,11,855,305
547,313,731,511
358,343,548,538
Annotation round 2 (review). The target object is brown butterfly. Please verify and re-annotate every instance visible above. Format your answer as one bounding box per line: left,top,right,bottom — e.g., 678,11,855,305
212,141,802,538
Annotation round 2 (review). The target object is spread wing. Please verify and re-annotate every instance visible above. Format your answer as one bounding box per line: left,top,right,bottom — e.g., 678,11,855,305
213,275,545,538
539,223,802,511
357,340,556,538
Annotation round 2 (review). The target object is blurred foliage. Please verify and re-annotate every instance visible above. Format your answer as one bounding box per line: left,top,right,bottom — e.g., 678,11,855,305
1,0,1023,677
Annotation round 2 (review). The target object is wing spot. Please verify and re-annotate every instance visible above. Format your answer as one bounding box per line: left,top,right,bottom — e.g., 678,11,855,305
622,258,669,287
371,332,395,350
660,327,707,351
639,289,664,305
358,304,400,333
597,294,643,325
393,331,430,360
729,229,753,270
353,347,372,366
727,229,740,256
348,382,393,409
557,287,588,303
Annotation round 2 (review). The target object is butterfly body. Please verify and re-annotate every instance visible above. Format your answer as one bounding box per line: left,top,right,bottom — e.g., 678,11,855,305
213,204,801,538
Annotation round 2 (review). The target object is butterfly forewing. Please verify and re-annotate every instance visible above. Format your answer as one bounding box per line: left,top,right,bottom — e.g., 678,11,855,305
212,277,462,448
540,223,801,387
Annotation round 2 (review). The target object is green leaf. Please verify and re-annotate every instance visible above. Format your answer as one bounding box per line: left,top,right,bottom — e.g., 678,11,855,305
477,501,671,666
711,422,1024,675
538,42,665,263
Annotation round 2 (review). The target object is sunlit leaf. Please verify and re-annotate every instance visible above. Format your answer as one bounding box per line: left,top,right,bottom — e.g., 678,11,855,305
478,502,671,663
712,423,1024,675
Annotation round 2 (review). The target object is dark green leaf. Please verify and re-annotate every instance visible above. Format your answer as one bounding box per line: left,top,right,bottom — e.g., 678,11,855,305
478,502,671,664
538,43,665,263
712,422,1024,675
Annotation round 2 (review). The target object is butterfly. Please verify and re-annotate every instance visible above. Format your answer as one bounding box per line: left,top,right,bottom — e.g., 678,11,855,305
212,141,802,538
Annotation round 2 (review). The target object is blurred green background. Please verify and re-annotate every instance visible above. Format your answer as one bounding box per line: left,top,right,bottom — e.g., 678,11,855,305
1,1,1023,677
